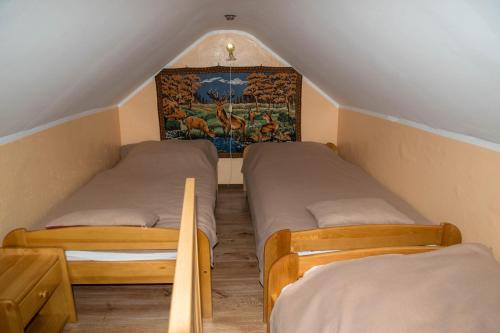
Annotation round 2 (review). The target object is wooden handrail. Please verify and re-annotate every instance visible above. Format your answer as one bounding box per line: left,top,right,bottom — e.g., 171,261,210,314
168,178,202,333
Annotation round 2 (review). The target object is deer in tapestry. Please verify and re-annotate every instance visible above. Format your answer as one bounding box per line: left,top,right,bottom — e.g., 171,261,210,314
247,105,255,126
184,116,215,139
207,89,246,141
260,112,279,140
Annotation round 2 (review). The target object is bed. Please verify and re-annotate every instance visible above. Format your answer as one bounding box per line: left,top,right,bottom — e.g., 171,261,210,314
3,140,218,318
242,142,461,319
268,243,500,333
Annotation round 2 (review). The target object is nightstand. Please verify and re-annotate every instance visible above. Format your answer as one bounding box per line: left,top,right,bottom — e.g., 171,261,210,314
0,248,77,333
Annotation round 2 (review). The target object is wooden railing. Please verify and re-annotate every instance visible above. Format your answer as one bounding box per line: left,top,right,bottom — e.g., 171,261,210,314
168,178,203,333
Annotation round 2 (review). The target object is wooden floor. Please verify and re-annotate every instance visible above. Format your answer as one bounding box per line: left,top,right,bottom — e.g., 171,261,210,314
63,187,265,333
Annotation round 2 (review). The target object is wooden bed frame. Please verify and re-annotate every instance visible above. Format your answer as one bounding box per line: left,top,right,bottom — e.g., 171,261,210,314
2,194,213,319
242,142,462,321
262,223,461,321
266,245,442,327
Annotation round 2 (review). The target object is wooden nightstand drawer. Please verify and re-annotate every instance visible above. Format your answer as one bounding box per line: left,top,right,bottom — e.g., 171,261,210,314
18,262,62,326
0,248,77,333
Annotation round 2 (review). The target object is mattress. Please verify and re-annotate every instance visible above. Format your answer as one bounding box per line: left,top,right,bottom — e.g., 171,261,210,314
270,244,500,333
243,142,431,272
65,250,177,262
36,140,218,247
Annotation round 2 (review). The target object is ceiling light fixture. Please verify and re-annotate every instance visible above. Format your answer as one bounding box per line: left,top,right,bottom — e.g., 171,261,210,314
226,42,236,61
224,14,237,21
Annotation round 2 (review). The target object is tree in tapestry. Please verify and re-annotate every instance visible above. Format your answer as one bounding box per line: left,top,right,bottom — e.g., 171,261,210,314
155,66,301,157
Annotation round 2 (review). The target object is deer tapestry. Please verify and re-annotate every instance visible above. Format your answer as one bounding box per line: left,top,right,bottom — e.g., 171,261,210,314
155,66,302,157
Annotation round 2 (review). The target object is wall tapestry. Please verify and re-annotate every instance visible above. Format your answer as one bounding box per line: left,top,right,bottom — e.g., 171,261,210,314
155,66,302,157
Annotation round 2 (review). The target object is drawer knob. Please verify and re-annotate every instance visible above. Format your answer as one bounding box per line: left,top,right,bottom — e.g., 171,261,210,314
38,290,49,298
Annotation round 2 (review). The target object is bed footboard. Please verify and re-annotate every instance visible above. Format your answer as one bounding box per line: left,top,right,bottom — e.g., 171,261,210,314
3,224,213,319
266,246,440,326
263,222,461,322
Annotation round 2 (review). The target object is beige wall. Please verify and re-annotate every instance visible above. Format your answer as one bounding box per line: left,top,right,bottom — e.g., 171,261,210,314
338,108,500,257
0,108,121,240
119,32,339,183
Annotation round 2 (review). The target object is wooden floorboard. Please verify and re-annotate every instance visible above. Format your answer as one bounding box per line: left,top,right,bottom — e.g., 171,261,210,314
63,187,265,333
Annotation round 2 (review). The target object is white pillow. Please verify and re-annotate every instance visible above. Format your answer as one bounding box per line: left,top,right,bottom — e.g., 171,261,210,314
46,209,159,228
307,198,415,227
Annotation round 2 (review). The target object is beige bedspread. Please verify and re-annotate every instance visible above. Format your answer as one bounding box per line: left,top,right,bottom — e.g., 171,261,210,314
37,140,218,247
243,142,431,271
271,244,500,333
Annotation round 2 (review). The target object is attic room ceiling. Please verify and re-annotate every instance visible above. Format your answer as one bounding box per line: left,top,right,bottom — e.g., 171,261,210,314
1,0,500,145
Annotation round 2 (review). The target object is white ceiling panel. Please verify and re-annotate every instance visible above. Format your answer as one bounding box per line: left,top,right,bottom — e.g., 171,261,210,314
1,0,499,144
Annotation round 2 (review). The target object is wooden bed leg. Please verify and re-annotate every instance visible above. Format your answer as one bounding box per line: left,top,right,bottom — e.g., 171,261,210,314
266,253,299,326
263,229,291,322
197,230,212,319
440,223,462,246
2,228,27,247
53,248,78,322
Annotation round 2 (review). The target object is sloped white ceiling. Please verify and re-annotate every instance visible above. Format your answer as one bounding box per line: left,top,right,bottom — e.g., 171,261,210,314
1,0,500,144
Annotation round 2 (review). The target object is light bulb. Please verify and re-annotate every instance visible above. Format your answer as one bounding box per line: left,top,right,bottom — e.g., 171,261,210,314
226,42,236,61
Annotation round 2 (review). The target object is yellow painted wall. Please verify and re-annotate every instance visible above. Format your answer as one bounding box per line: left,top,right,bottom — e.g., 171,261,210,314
0,108,121,240
119,32,339,183
338,108,500,257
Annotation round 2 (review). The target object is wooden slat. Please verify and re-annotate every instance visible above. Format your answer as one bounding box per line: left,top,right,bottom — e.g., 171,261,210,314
193,211,203,332
68,260,176,284
289,223,457,252
168,178,202,333
4,227,180,250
